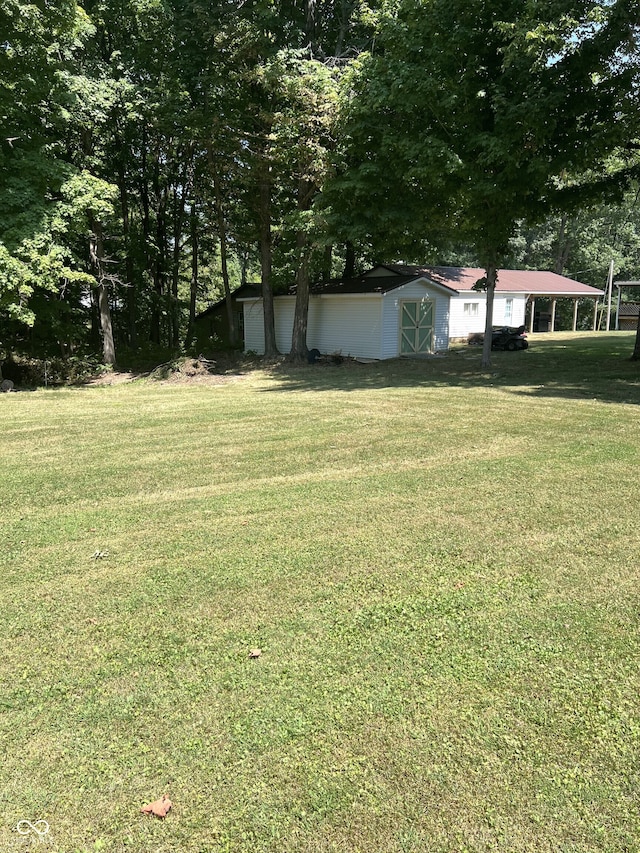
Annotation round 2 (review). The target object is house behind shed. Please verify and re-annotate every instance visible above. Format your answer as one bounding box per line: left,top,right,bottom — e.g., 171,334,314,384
240,265,603,359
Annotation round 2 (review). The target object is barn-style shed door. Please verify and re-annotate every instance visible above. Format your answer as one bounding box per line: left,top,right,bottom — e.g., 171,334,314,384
399,300,434,354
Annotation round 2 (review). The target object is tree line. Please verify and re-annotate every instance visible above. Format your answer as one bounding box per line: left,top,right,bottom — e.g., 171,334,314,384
1,0,639,369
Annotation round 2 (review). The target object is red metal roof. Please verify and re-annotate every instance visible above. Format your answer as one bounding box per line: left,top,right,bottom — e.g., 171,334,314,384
382,265,604,296
234,266,605,301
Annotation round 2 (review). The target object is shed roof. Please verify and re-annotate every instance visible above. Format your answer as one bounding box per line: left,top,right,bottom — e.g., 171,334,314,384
234,266,604,302
307,274,459,296
197,283,262,318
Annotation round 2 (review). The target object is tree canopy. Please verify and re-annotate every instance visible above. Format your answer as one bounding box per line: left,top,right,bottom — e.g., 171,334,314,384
331,0,640,363
0,0,639,369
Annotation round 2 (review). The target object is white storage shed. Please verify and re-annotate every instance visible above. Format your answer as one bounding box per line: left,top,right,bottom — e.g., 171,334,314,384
240,265,603,359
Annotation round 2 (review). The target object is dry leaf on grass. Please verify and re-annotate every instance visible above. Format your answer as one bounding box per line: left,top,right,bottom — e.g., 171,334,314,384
249,648,262,658
141,795,172,818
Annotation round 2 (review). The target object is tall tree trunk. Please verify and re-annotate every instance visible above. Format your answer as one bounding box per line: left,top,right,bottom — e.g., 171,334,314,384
89,221,116,366
98,284,116,366
117,155,137,349
289,237,311,361
632,312,640,361
481,263,497,369
140,127,153,345
258,161,278,357
306,0,317,54
322,244,333,281
343,241,356,278
152,181,167,346
553,215,572,275
185,201,199,350
171,150,193,349
210,154,237,347
334,0,353,58
289,179,315,361
171,185,181,349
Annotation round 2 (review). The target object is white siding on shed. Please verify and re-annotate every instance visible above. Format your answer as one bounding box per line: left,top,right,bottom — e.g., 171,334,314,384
243,295,384,358
274,297,296,353
243,299,265,353
308,296,383,358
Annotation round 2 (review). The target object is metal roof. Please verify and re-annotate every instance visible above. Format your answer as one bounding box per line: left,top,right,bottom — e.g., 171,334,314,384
381,265,605,296
233,266,605,301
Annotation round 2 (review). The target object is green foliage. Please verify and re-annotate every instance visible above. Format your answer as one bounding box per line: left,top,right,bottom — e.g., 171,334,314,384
2,0,639,363
0,1,103,340
331,0,640,266
326,0,639,365
0,160,118,350
509,185,640,287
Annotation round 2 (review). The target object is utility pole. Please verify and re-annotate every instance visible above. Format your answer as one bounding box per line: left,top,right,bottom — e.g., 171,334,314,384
605,259,614,331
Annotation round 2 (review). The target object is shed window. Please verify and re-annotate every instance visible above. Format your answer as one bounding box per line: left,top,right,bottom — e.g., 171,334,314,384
505,298,513,322
463,302,479,317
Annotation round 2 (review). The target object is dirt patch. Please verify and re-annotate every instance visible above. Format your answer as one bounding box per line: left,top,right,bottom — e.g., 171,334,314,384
86,371,143,386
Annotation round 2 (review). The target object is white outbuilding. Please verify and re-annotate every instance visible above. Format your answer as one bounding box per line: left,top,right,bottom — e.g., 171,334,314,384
240,265,604,359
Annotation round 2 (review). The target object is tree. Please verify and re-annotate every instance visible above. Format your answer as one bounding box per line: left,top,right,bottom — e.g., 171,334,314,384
333,0,640,365
509,183,640,285
0,0,87,331
632,312,640,360
257,53,338,361
0,0,373,364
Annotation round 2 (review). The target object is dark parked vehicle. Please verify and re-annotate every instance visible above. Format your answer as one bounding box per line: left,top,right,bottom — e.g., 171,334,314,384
468,325,529,350
491,325,528,350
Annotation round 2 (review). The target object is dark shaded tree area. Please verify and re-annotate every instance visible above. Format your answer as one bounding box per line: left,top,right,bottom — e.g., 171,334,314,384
1,0,639,368
0,0,368,364
328,0,640,364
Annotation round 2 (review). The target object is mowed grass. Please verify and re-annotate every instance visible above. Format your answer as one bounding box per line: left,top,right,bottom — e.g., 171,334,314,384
1,332,639,852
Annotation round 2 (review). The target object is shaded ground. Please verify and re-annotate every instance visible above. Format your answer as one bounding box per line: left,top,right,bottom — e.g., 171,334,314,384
4,334,638,405
264,332,640,406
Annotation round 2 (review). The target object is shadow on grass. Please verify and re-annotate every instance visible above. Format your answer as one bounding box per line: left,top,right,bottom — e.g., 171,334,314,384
261,333,640,406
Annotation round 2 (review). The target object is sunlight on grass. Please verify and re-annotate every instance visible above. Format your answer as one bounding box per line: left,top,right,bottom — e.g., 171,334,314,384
1,333,639,852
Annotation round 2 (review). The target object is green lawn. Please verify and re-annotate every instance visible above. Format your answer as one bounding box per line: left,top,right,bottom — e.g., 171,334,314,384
1,332,639,852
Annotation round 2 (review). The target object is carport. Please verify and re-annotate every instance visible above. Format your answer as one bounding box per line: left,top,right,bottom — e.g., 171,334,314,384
528,295,600,333
525,276,604,333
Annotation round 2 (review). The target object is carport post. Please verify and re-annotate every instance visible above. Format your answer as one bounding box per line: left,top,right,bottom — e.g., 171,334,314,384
572,299,579,331
550,299,557,332
593,299,599,331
